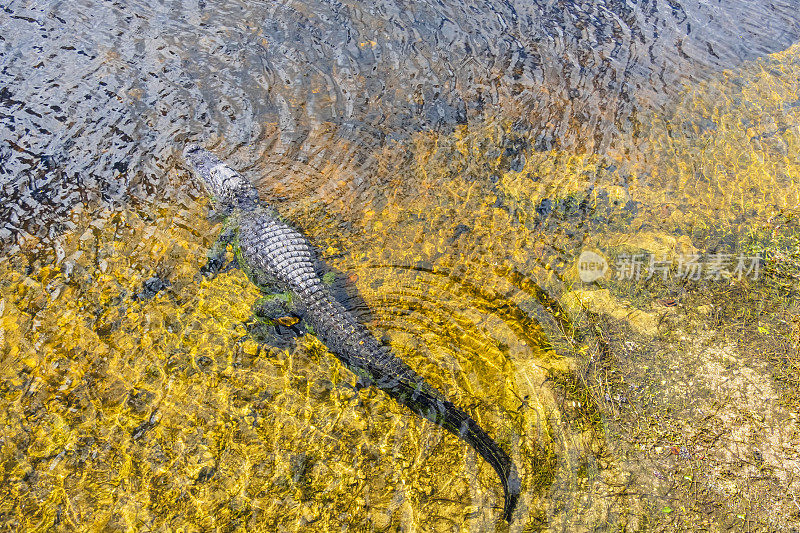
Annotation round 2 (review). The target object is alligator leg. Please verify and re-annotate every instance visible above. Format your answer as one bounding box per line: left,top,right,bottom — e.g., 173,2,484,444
200,227,238,278
254,293,299,322
252,293,307,335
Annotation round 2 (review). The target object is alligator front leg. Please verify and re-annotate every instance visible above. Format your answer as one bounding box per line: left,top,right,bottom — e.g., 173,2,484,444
249,292,308,339
200,226,238,278
254,293,301,325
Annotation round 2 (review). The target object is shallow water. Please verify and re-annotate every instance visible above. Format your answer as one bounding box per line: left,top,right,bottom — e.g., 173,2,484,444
2,0,800,530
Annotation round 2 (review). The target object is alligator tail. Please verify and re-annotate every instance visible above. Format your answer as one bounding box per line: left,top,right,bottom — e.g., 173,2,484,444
440,400,521,522
382,378,521,521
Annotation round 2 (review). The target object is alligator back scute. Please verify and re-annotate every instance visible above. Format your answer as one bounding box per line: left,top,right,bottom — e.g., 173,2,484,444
238,212,321,294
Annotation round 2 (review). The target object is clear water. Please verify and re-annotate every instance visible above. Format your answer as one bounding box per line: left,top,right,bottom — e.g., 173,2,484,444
2,0,800,530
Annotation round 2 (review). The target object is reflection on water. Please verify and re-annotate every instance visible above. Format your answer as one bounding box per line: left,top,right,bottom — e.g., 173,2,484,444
2,0,799,251
2,0,800,530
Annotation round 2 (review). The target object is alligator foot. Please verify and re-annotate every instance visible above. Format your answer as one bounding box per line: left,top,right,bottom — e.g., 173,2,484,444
355,375,372,390
246,316,304,350
200,254,225,278
246,293,307,348
201,254,240,278
339,375,373,404
200,227,237,278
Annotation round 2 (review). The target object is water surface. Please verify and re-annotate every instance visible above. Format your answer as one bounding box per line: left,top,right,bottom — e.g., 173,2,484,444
2,0,800,530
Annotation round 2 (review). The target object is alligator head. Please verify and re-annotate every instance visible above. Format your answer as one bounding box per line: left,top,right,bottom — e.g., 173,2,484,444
183,144,260,210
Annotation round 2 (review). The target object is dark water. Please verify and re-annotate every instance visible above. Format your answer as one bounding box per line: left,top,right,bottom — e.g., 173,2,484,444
2,0,799,252
2,0,800,530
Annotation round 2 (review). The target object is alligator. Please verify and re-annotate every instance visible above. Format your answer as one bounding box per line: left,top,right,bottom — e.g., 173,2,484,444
183,144,521,521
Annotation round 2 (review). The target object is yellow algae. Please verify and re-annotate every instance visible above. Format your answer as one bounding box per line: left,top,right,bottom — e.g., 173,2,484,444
4,42,800,532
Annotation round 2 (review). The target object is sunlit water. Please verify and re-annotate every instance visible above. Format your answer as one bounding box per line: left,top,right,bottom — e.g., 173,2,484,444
2,0,800,530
